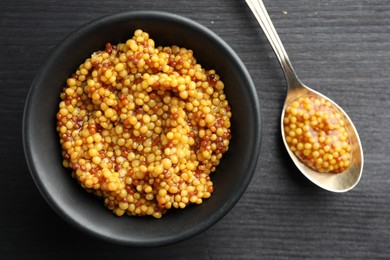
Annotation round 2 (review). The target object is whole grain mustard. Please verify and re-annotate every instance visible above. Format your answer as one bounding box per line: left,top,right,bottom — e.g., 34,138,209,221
283,96,351,173
56,30,232,218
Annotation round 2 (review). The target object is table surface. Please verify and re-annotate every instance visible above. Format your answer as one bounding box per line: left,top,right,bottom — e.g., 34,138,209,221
1,0,389,259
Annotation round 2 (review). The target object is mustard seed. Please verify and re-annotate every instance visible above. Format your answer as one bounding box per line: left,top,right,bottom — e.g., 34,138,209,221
283,96,352,173
57,29,232,218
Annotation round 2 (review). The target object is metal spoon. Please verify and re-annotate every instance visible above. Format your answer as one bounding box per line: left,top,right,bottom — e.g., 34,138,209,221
245,0,363,192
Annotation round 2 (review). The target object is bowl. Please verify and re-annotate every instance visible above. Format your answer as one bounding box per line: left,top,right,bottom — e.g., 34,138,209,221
23,11,261,246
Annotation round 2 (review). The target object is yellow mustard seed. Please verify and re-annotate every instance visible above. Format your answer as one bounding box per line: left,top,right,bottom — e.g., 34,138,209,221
283,95,352,173
56,29,232,218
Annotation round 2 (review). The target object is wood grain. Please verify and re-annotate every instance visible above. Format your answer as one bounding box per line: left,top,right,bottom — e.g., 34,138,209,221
1,0,389,258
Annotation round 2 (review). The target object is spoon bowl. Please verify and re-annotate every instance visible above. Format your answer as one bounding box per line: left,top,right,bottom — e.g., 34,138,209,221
281,82,363,192
246,0,363,192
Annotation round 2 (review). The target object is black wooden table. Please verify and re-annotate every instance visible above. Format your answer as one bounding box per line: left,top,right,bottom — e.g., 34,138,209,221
1,0,389,259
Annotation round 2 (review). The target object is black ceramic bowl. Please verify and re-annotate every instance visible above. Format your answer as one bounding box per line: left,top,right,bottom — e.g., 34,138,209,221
23,11,261,246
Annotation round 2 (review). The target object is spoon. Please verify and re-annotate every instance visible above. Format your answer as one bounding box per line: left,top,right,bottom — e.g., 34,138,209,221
245,0,364,192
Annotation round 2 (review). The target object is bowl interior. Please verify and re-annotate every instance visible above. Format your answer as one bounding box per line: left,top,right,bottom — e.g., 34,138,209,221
23,11,261,246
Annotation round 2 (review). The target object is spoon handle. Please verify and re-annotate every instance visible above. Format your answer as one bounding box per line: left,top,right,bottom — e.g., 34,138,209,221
245,0,300,88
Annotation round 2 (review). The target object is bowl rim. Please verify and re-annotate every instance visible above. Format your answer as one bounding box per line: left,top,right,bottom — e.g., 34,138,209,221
22,10,262,246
